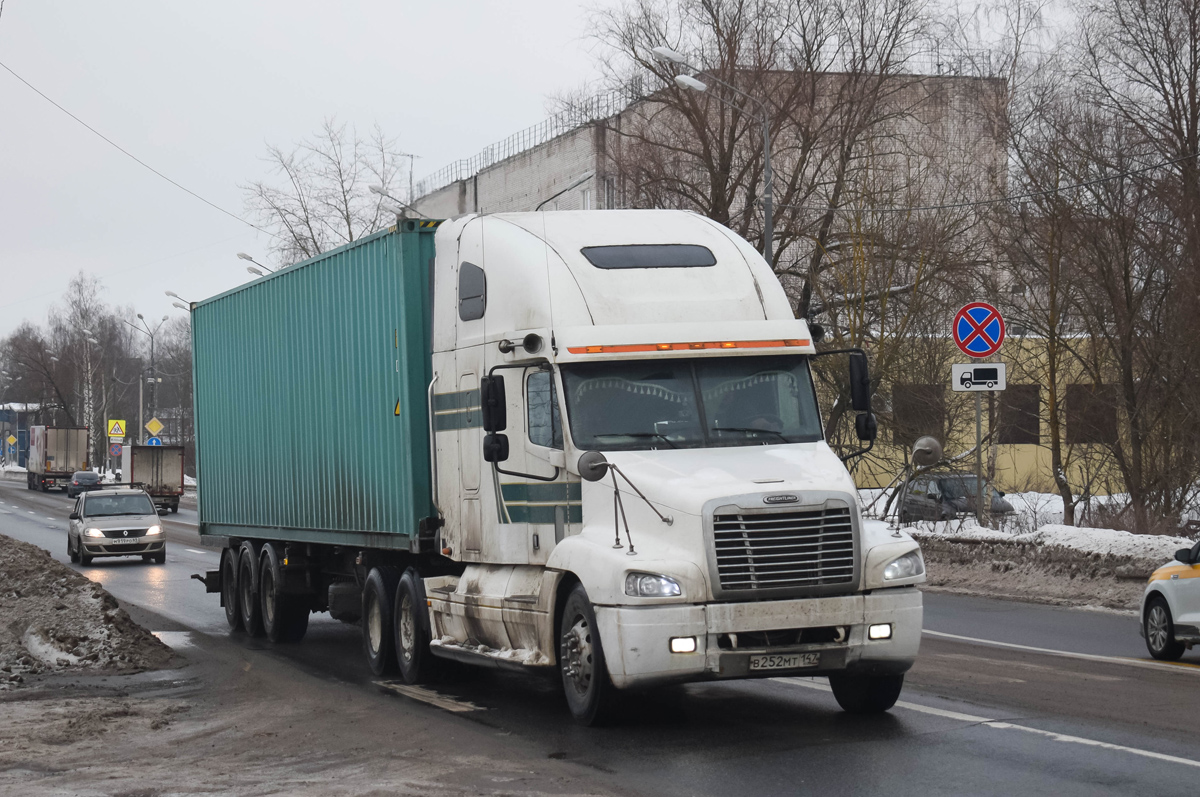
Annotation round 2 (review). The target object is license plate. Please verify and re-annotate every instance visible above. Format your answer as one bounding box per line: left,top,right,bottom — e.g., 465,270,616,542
106,537,140,545
749,652,821,671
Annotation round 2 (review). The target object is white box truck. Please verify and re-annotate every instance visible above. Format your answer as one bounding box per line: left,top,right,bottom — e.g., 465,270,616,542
122,444,185,513
27,425,88,492
195,211,924,724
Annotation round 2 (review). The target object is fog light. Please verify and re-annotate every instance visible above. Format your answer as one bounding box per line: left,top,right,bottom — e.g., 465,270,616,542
669,636,697,654
868,623,893,640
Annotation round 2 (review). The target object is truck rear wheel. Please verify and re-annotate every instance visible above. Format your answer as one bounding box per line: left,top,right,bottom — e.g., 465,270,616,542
221,548,242,631
828,673,904,714
259,544,309,643
363,567,400,676
237,541,264,637
394,568,432,684
559,584,619,726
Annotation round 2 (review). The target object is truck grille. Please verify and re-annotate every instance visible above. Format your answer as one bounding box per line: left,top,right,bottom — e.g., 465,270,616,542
712,506,856,594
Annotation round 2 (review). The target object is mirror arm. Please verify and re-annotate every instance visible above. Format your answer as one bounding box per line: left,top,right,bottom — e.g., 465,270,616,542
838,435,874,463
493,463,561,482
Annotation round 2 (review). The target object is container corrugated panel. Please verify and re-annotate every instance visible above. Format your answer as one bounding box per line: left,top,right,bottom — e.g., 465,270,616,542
192,223,436,549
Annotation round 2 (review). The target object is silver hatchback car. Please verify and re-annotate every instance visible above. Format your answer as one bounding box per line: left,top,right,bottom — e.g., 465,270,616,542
68,488,166,565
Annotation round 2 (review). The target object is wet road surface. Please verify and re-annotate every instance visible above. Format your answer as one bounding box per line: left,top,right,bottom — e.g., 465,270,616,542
2,476,1197,796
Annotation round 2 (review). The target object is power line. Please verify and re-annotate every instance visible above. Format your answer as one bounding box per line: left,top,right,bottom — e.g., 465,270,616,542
775,151,1200,215
0,59,267,235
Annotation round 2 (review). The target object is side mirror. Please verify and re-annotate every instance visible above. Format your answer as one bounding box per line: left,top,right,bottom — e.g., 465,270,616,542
1176,548,1193,564
854,412,877,442
483,432,509,463
69,512,80,520
480,375,507,432
849,353,871,412
577,450,610,482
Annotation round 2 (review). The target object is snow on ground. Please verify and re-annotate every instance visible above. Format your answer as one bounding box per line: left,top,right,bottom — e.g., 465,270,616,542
0,464,26,474
183,475,196,487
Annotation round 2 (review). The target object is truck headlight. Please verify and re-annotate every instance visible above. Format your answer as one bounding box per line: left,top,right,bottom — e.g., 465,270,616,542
145,525,163,536
883,550,925,581
625,572,682,598
84,528,105,538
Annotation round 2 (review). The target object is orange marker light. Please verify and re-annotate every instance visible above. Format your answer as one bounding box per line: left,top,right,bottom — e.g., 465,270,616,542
567,339,811,354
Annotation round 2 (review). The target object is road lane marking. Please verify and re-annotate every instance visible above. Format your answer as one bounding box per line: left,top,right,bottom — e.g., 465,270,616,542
779,678,1200,769
376,681,480,712
922,629,1200,674
185,548,211,555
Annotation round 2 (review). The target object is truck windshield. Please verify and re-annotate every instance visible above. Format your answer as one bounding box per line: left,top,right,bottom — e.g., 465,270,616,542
560,355,822,451
84,494,156,517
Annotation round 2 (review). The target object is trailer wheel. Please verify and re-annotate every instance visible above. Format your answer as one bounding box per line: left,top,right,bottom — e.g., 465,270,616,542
259,543,309,643
170,503,178,514
363,567,400,676
221,547,242,631
559,584,619,726
394,568,432,684
237,541,264,637
828,673,904,714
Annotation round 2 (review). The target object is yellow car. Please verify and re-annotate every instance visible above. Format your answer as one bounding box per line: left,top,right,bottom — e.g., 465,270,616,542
1141,540,1200,660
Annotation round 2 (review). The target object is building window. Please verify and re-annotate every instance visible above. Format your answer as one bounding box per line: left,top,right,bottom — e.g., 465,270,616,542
527,371,563,450
458,262,486,321
998,384,1039,444
892,384,944,447
581,188,591,210
1066,384,1118,444
604,177,618,209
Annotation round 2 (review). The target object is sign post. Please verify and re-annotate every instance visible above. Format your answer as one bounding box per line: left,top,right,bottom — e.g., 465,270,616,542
952,303,1006,525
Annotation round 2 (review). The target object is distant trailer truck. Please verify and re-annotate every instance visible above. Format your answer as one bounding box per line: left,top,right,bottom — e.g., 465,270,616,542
194,212,924,724
27,425,88,492
122,444,185,513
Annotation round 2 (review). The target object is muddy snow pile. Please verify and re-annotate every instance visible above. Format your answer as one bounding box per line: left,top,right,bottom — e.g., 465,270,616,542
0,534,172,688
867,514,1196,609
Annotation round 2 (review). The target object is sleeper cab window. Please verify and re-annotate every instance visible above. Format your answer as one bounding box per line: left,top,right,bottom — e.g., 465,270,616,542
527,371,563,450
580,244,717,269
459,262,486,321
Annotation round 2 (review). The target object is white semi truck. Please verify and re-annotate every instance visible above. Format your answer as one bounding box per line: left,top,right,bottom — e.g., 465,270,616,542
26,425,88,492
195,210,924,724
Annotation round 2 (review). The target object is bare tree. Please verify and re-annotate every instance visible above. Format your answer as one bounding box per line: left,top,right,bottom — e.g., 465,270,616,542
243,119,409,266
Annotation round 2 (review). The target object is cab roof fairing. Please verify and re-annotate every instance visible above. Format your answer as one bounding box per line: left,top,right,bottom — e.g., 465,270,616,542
431,210,798,355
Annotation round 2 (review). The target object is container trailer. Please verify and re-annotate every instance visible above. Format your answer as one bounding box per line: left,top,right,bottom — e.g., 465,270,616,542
194,211,924,723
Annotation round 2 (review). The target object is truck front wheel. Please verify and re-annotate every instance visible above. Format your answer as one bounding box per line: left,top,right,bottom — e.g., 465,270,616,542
394,568,432,684
363,567,400,676
828,673,905,714
559,584,619,726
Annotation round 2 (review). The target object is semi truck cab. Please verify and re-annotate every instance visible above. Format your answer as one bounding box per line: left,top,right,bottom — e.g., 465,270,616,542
421,211,923,721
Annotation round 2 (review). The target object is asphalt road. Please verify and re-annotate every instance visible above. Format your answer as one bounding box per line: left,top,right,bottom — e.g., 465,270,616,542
3,475,1199,796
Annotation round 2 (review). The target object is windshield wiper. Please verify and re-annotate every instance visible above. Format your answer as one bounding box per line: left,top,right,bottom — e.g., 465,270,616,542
711,426,789,443
593,432,680,449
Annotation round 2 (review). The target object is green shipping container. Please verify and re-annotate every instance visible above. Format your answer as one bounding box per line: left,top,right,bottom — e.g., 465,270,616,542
192,220,438,550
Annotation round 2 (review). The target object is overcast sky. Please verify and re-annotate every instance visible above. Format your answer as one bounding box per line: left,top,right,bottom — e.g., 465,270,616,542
0,1,614,338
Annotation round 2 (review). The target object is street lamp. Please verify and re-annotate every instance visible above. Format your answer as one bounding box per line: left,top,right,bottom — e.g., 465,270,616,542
369,185,423,217
238,252,274,273
171,302,190,311
165,290,192,303
246,266,268,277
652,45,775,264
125,315,168,443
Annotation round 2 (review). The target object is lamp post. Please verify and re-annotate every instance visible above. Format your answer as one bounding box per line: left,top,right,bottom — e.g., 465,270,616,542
369,185,423,217
125,314,168,443
651,46,774,265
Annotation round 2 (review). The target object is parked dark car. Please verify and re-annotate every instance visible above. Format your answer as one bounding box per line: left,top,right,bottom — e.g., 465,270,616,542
900,473,1014,523
66,471,103,498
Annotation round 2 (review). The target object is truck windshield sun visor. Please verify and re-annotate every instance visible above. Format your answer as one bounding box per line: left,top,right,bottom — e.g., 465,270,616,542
561,355,823,451
580,244,716,269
